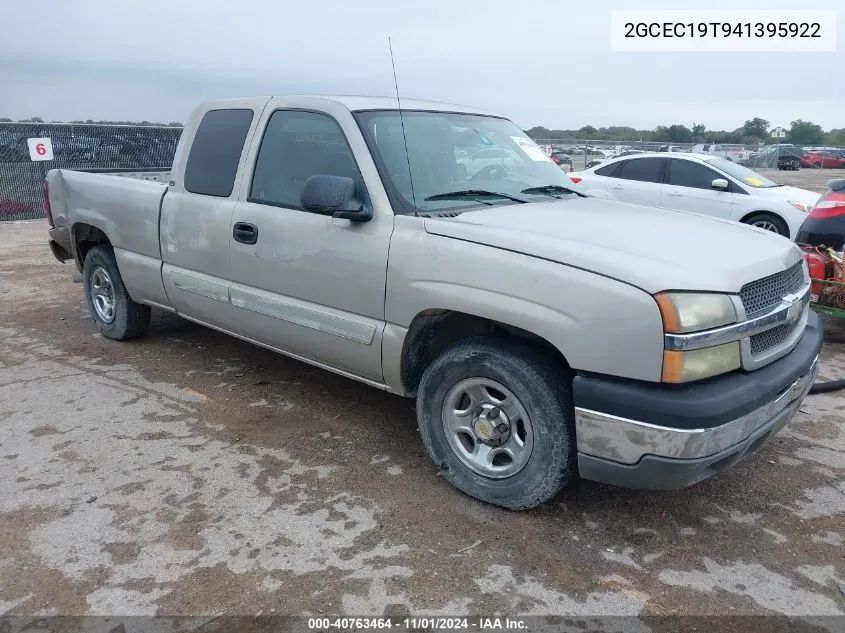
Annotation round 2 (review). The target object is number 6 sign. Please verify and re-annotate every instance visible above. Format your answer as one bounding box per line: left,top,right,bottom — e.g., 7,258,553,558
27,137,54,161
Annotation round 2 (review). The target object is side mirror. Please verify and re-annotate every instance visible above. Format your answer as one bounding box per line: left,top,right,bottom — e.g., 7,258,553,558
300,175,372,222
711,178,730,191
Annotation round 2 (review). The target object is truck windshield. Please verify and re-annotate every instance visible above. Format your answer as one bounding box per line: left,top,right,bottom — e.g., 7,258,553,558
354,110,580,214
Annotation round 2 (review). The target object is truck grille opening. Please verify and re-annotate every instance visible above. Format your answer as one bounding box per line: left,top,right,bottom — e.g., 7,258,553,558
749,321,800,356
740,261,804,318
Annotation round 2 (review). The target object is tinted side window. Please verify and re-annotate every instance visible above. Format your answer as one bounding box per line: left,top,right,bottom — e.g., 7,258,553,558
184,109,254,197
249,110,364,211
616,158,664,183
595,162,620,176
668,160,721,190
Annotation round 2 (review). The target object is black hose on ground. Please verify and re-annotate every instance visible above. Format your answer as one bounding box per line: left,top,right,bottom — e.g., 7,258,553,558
809,378,845,394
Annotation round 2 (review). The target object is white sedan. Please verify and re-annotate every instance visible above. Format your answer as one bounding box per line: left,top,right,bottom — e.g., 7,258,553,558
568,152,820,239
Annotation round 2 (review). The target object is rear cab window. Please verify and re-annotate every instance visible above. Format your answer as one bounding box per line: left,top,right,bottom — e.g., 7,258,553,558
184,109,254,197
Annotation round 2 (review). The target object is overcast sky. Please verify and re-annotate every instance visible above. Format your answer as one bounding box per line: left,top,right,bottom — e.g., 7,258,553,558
1,0,842,131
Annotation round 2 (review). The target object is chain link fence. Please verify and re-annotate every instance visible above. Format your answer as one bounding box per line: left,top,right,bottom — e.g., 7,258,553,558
0,123,182,221
533,138,845,173
3,122,845,222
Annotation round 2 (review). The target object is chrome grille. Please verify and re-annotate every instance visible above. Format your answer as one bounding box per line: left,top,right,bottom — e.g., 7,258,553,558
750,321,800,356
740,262,804,318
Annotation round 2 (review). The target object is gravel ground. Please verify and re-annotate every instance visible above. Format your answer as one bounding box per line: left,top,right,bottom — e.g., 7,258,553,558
1,221,844,628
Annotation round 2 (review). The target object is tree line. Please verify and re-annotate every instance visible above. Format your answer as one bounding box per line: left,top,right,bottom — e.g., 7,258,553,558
3,115,843,146
0,117,183,127
526,118,843,146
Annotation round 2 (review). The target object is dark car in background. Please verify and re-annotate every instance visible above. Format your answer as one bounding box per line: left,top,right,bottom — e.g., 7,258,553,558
796,178,845,248
549,150,573,171
746,145,804,171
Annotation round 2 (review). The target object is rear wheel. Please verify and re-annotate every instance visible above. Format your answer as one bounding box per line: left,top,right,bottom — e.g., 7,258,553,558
83,246,151,340
743,213,789,237
416,336,575,510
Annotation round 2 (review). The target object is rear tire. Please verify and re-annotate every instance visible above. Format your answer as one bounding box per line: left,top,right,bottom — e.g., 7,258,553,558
83,245,151,340
743,213,789,237
416,336,576,510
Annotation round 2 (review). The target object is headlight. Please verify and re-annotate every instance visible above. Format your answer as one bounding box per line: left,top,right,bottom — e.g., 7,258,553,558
788,201,812,213
662,343,741,383
654,292,737,333
655,292,740,383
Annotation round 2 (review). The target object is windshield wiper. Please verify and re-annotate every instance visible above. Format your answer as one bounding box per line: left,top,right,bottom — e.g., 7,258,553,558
424,190,527,204
520,185,586,198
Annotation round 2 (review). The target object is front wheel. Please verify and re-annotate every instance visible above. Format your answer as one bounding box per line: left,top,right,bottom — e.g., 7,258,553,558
416,336,576,510
743,213,789,237
83,245,151,340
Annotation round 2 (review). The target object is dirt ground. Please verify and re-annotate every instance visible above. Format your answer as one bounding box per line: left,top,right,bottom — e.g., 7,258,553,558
1,221,844,627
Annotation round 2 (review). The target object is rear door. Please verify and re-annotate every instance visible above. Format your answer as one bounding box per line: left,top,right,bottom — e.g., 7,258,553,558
578,160,623,196
227,101,393,382
662,158,735,220
159,100,267,329
603,157,665,207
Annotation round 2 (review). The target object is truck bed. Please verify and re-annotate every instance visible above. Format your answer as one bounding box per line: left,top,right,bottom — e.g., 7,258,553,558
47,168,168,264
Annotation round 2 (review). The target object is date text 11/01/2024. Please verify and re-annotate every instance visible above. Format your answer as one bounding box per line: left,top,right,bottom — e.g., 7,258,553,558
308,617,528,630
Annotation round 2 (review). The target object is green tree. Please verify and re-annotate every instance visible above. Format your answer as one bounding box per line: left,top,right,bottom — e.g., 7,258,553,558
823,128,845,146
691,123,707,142
788,119,824,145
575,125,599,139
602,126,643,141
654,124,693,143
0,117,12,122
742,117,770,140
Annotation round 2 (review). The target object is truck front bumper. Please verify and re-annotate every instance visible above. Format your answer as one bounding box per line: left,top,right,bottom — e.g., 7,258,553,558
573,311,823,489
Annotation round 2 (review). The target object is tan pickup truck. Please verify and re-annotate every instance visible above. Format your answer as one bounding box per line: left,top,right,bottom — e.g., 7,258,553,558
45,96,822,509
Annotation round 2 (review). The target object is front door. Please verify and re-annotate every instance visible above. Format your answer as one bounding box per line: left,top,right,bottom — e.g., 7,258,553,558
228,107,393,382
662,158,735,221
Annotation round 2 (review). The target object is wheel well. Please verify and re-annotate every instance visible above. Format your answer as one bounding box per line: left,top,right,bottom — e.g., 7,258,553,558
400,309,567,395
739,211,789,237
72,224,111,270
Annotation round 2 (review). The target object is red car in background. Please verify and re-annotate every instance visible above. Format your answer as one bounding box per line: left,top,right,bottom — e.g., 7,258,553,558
803,150,845,169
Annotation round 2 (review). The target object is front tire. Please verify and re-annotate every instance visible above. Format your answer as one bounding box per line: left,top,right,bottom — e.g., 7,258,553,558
416,336,576,510
83,245,151,340
743,213,789,237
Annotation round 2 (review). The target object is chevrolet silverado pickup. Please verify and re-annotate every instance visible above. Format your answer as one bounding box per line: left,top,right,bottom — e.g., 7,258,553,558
45,96,822,509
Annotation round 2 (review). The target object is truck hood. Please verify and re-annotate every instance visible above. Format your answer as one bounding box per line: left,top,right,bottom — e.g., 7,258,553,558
424,197,803,294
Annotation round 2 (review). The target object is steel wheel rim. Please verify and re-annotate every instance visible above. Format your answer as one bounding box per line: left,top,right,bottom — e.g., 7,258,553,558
91,266,116,323
753,220,778,233
441,377,534,479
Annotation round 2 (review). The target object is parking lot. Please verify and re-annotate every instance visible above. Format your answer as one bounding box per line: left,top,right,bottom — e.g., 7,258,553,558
756,169,842,195
1,220,844,624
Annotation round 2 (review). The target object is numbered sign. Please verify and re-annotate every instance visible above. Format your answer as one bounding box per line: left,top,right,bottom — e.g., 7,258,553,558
27,137,54,161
